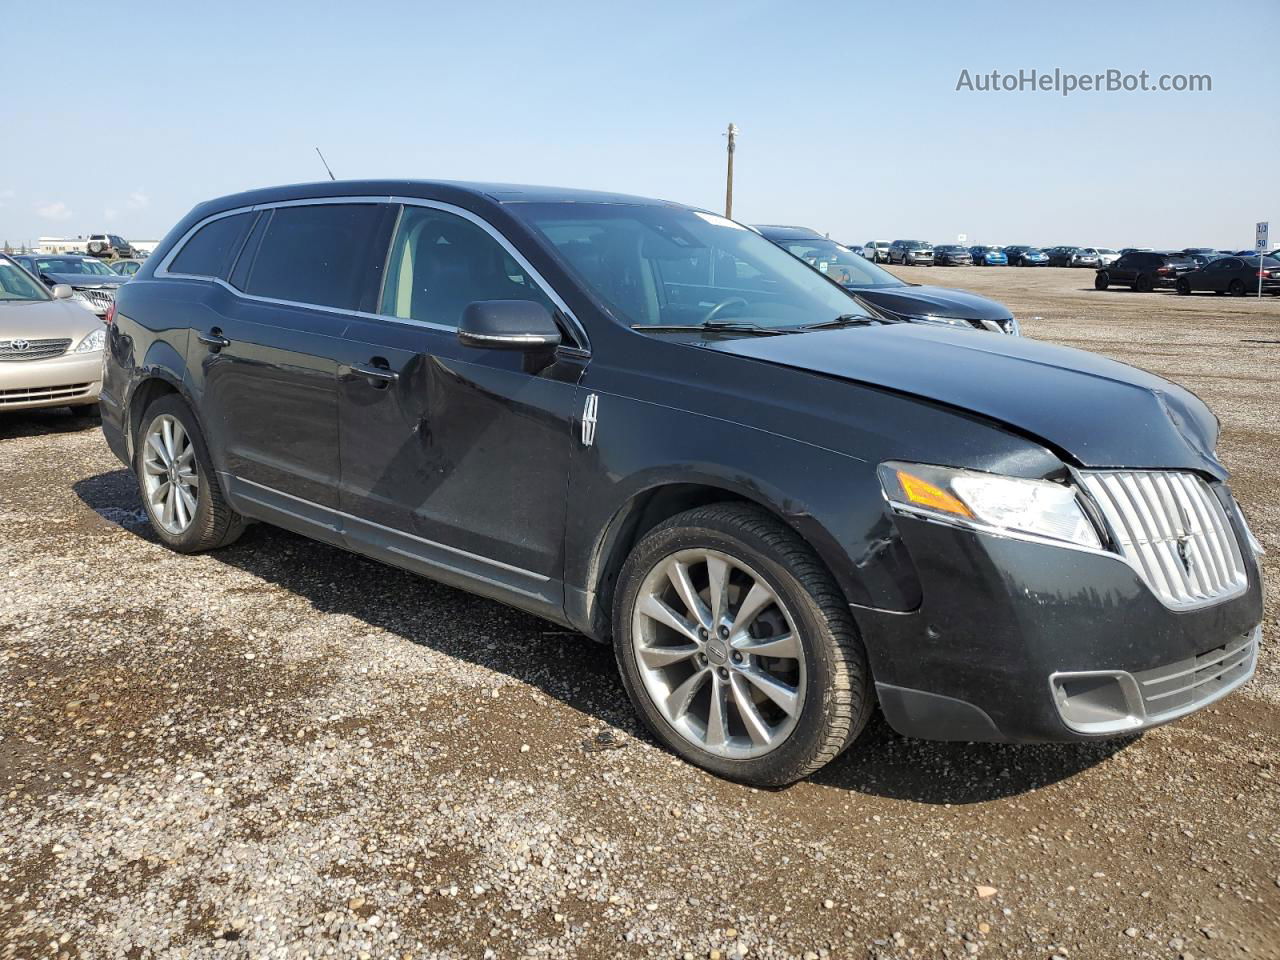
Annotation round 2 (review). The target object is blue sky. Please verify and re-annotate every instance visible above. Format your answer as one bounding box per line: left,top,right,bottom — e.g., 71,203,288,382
2,0,1276,249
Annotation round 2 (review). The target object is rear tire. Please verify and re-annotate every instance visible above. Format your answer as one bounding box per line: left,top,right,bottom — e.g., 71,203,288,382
613,503,872,787
134,395,245,553
1175,278,1191,296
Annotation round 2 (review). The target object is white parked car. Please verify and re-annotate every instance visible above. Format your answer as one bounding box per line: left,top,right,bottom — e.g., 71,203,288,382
1093,248,1121,267
861,240,891,263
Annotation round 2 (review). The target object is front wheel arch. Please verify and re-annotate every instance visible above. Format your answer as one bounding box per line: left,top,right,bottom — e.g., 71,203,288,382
585,481,856,645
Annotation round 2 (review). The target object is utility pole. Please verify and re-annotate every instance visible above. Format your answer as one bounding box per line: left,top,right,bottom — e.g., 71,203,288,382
724,123,738,219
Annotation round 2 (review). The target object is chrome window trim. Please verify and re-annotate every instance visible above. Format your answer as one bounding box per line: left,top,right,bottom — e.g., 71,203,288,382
155,195,591,351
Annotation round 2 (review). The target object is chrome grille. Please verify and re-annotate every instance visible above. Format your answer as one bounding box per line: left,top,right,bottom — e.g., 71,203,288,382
1134,630,1257,718
0,337,72,361
0,382,92,405
1081,470,1247,610
74,287,116,311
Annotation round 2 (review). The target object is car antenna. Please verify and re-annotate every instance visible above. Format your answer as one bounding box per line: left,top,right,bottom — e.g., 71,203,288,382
314,147,336,181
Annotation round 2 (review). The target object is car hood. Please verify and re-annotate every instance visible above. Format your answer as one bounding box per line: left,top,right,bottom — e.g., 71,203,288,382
849,284,1012,322
0,298,102,340
42,273,123,288
704,323,1223,475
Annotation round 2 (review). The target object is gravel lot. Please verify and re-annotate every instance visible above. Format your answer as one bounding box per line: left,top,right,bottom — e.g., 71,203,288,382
2,267,1278,960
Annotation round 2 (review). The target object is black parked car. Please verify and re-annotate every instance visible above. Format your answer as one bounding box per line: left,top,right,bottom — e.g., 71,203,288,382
1175,256,1280,296
755,226,1017,333
932,244,973,266
888,240,934,265
101,180,1263,787
10,254,126,317
1095,251,1197,292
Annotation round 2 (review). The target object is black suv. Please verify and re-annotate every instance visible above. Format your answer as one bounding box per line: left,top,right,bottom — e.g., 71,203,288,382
1095,251,1196,292
101,180,1263,786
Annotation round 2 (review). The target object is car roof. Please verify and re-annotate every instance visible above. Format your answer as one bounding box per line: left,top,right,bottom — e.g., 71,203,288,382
192,179,680,220
752,225,827,241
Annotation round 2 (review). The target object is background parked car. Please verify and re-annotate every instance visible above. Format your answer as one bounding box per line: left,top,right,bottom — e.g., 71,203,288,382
1175,255,1280,296
1095,251,1196,291
0,254,104,414
1046,246,1098,267
888,240,934,265
968,245,1007,266
1003,245,1049,267
933,244,973,265
1093,248,1121,267
110,259,145,277
10,254,125,317
861,241,891,263
755,226,1019,334
86,233,134,258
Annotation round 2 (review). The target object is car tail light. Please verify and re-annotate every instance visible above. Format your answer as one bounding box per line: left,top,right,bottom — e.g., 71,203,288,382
1156,266,1172,275
104,301,116,326
1260,270,1273,279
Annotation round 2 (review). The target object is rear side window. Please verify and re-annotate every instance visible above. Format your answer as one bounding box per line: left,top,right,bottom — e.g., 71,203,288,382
244,203,392,312
168,212,254,279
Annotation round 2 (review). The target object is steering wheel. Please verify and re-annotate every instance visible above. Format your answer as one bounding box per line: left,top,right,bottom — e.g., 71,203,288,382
701,297,749,324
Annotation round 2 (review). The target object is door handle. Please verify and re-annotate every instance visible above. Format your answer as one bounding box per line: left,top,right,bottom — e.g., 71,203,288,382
197,330,231,350
344,359,399,386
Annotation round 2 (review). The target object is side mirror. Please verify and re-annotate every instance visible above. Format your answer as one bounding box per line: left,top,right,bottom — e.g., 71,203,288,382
458,300,562,350
51,284,73,299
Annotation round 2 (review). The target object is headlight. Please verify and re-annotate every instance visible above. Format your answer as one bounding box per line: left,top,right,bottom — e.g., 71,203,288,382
879,461,1101,550
1005,316,1022,336
74,328,105,353
905,313,965,327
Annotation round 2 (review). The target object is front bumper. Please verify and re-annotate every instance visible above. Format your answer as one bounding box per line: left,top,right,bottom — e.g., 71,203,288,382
0,351,103,410
853,512,1264,743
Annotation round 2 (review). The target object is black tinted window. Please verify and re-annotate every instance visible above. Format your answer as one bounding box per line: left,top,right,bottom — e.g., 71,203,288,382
381,206,554,327
169,213,253,278
246,203,391,311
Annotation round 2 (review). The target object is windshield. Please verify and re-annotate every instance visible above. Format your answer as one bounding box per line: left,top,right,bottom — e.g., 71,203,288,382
34,257,117,277
0,260,51,302
774,238,904,289
514,204,876,329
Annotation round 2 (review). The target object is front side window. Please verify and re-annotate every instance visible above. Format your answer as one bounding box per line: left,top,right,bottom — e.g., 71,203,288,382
380,206,554,327
0,260,51,301
515,203,875,329
245,203,391,312
168,212,254,279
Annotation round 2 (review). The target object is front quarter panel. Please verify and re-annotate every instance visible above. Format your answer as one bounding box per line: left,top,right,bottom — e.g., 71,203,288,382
565,336,1066,636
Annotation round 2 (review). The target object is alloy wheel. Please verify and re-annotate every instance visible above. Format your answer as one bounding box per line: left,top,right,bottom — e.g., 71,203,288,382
631,548,805,759
141,414,199,535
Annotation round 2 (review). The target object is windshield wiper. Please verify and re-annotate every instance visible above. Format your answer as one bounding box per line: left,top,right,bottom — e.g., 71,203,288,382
632,321,794,336
800,313,882,331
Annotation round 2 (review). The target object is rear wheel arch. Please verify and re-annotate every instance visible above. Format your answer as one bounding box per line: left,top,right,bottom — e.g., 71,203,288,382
126,376,182,458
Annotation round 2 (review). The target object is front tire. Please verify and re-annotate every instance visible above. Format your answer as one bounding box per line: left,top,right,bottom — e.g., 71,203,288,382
1094,272,1110,290
613,503,872,787
1175,278,1191,295
1229,278,1246,296
135,395,245,552
1134,274,1153,292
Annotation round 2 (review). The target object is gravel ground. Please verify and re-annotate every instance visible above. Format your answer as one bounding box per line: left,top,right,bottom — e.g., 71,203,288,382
1,267,1278,960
